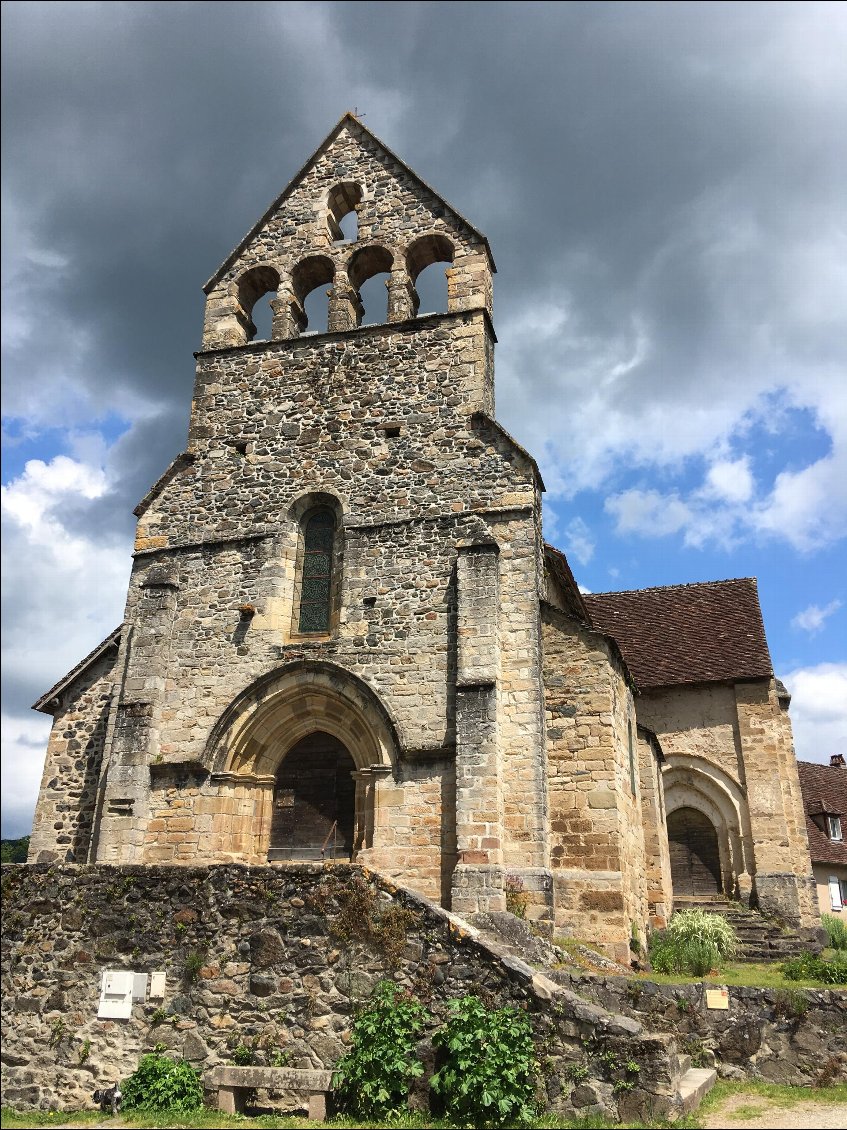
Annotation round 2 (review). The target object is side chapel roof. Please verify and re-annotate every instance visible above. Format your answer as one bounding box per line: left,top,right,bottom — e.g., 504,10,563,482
583,578,773,690
797,759,847,866
32,626,122,715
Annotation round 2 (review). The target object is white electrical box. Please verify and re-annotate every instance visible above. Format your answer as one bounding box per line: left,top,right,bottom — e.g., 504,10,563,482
150,971,166,999
98,970,134,1019
132,973,148,1002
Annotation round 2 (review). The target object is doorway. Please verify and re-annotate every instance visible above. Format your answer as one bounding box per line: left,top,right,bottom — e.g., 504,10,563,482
667,806,722,897
268,731,356,861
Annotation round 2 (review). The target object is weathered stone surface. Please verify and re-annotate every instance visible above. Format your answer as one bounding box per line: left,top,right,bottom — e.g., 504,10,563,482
3,862,695,1118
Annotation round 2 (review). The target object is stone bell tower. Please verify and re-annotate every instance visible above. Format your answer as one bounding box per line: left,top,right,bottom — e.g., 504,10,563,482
32,113,552,922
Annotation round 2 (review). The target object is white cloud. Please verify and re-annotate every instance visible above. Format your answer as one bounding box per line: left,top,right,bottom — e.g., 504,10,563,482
1,455,131,836
783,662,847,764
604,489,692,538
702,457,754,504
791,599,843,635
561,516,595,566
0,713,52,839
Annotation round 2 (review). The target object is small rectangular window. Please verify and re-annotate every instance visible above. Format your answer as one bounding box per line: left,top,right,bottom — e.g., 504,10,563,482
829,875,843,910
828,815,843,842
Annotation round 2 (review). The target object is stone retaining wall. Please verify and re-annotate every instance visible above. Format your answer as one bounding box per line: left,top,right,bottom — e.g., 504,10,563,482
2,862,679,1120
553,970,847,1086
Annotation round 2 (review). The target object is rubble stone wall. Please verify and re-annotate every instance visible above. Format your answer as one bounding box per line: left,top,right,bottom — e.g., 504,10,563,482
2,863,683,1120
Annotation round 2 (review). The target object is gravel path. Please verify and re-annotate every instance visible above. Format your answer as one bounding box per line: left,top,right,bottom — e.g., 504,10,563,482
701,1095,847,1129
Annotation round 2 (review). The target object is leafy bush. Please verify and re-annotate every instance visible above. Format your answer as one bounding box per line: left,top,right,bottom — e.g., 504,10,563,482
822,913,847,951
121,1049,203,1113
781,951,847,985
430,995,538,1128
649,910,737,976
332,980,431,1119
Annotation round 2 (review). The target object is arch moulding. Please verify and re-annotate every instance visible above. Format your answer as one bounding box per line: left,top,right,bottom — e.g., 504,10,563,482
207,660,402,780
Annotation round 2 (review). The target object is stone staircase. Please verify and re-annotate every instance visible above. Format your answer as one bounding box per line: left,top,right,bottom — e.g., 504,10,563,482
672,895,821,961
470,910,716,1119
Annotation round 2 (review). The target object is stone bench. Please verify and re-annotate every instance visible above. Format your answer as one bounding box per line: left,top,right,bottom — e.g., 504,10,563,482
207,1066,333,1120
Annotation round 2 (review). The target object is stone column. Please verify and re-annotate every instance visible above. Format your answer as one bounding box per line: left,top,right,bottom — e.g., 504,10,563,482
271,293,305,340
328,275,363,332
387,269,416,322
94,567,179,864
451,540,506,914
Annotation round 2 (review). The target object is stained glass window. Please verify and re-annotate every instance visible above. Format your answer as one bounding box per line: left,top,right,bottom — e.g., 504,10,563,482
298,509,335,633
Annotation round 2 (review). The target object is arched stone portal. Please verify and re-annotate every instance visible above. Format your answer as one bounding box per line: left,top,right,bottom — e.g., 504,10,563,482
667,806,722,897
204,662,400,864
269,731,356,861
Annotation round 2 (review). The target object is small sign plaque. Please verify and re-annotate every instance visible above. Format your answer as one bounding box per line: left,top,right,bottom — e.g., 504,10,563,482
705,987,730,1010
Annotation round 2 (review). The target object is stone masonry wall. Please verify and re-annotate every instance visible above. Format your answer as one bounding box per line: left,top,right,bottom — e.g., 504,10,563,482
555,970,846,1087
637,681,817,925
638,736,673,929
28,648,119,865
541,607,646,961
2,863,688,1122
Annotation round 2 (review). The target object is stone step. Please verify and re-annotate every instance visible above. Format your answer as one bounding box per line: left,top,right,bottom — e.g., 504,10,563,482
676,1067,717,1115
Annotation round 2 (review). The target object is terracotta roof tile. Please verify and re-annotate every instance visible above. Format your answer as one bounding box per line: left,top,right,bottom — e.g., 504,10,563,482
797,760,847,866
583,579,772,690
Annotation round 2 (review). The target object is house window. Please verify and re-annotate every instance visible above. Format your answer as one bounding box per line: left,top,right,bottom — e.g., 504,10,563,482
828,815,843,842
297,508,336,634
829,876,845,911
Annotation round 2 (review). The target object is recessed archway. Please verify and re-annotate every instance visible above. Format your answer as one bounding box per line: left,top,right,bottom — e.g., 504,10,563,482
205,662,401,863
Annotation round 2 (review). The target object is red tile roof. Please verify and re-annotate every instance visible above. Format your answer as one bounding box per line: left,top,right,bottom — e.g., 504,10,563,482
583,578,772,690
797,760,847,867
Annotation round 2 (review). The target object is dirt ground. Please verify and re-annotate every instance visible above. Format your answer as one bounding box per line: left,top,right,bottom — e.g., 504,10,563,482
701,1094,847,1129
20,1095,847,1130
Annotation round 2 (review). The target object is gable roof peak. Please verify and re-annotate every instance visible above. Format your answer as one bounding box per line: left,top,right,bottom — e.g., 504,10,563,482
203,112,494,294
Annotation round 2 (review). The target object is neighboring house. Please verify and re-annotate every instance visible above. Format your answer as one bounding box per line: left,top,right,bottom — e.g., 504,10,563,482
26,114,819,961
798,755,847,915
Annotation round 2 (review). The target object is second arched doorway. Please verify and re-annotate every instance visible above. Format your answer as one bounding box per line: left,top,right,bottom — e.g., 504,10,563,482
667,806,722,897
269,731,356,861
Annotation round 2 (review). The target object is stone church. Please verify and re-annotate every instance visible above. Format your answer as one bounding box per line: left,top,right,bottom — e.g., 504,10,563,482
28,114,817,961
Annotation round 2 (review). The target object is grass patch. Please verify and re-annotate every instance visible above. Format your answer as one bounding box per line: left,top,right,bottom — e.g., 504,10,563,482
634,955,844,990
697,1079,847,1117
2,1084,846,1129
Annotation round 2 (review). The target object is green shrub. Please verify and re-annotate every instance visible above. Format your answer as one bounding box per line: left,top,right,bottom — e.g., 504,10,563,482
430,995,538,1128
332,980,431,1119
121,1049,203,1113
822,913,847,951
781,951,847,985
649,910,737,976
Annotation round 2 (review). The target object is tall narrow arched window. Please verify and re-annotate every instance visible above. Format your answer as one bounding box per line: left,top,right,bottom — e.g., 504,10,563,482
297,508,336,633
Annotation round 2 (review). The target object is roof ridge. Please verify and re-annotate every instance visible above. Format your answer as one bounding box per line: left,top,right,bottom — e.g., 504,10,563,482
585,577,757,598
32,626,123,713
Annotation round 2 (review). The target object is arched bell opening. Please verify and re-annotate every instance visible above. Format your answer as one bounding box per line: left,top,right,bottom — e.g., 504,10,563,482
667,806,722,898
269,731,356,861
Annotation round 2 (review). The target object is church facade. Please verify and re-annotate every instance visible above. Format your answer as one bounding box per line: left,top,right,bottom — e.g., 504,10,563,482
28,115,817,961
